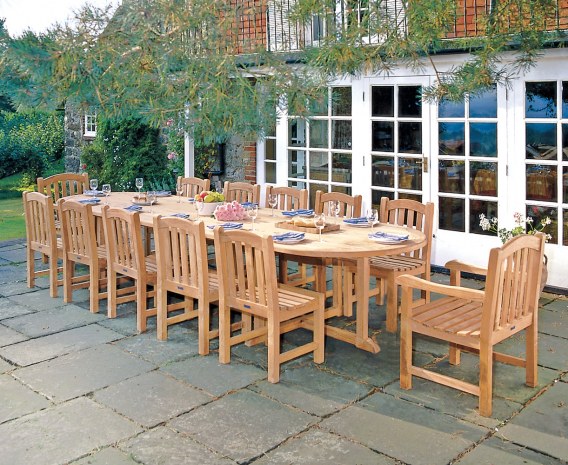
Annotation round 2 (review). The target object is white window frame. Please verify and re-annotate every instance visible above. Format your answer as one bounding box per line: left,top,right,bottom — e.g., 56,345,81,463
84,113,97,137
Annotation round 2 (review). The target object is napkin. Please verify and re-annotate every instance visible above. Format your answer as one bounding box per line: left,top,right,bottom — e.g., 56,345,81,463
368,231,409,241
273,232,305,241
170,213,190,219
207,222,243,230
240,202,258,208
281,209,314,217
84,190,103,196
344,217,369,224
78,198,100,204
124,205,142,212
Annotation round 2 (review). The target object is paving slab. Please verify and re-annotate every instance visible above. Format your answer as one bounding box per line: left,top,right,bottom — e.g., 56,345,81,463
2,305,105,338
93,371,212,427
0,373,51,423
0,296,35,320
498,381,568,461
321,392,488,465
254,429,395,465
170,390,315,463
7,288,69,311
0,397,141,465
0,264,28,284
0,323,27,346
71,447,140,465
115,325,200,365
249,365,372,417
0,358,13,373
455,436,563,465
121,426,236,465
0,324,124,366
497,331,568,371
0,246,26,263
162,354,266,397
96,309,139,336
13,344,155,402
541,298,568,313
539,306,568,339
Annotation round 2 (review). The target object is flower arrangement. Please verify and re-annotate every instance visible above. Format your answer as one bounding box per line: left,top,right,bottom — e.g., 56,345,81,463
479,212,552,243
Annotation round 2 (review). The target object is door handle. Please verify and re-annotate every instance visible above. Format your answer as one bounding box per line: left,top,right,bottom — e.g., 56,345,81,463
416,156,428,173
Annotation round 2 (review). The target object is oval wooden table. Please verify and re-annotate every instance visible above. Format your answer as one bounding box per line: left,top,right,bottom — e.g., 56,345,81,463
84,192,427,353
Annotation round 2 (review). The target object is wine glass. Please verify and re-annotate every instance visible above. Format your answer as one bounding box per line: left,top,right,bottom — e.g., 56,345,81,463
314,213,326,242
176,181,183,203
247,204,258,231
102,184,111,205
268,194,278,217
135,177,144,198
366,208,378,231
89,178,98,198
214,180,223,196
147,191,157,213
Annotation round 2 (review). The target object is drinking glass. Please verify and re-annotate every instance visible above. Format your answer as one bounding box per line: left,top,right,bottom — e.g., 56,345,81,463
89,179,98,198
314,213,326,242
148,191,157,213
367,208,378,230
268,194,278,217
214,180,223,196
102,184,111,205
176,181,183,203
330,200,341,223
135,178,144,198
247,204,258,231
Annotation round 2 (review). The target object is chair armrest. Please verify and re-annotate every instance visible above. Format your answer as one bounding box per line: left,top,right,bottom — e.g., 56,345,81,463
444,260,488,277
396,274,485,301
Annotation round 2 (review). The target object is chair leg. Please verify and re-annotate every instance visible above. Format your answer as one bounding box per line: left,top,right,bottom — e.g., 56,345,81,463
197,298,210,355
342,269,354,317
157,286,168,341
385,275,398,333
107,270,118,319
399,307,413,390
136,278,147,333
218,304,231,364
63,260,73,303
267,316,280,383
525,324,538,387
48,255,58,298
89,265,100,313
313,299,325,364
479,344,493,417
449,343,461,365
27,248,35,289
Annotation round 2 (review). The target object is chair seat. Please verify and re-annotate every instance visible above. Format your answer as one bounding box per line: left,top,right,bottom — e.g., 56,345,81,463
370,255,425,272
411,297,482,336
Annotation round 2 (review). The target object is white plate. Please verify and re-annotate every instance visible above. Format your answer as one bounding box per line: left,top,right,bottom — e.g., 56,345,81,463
345,222,371,228
274,237,306,244
369,236,408,244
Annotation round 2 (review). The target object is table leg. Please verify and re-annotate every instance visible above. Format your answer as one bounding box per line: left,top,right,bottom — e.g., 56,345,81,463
355,257,380,353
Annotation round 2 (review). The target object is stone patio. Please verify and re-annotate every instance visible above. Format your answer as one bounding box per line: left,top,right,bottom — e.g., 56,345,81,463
0,238,567,465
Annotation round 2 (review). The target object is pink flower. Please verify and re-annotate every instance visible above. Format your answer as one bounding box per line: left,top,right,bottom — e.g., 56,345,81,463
81,163,87,170
166,119,174,127
167,152,177,160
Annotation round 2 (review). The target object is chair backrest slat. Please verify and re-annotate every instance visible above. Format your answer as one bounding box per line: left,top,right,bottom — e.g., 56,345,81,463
223,181,261,204
58,199,97,260
177,176,210,198
101,206,144,275
23,191,57,250
314,191,362,218
38,173,89,202
266,186,308,210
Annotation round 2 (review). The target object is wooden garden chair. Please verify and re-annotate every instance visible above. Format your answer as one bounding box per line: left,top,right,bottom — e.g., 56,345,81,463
223,181,260,204
214,227,325,383
177,176,210,198
397,233,546,417
57,198,107,313
37,172,89,202
153,215,219,354
23,191,63,297
101,206,157,332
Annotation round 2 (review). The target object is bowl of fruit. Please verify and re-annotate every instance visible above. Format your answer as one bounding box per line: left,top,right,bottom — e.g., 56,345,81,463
194,190,225,216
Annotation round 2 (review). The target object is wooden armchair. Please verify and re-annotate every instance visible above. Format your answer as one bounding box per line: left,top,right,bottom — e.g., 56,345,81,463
101,206,157,332
37,172,89,201
153,215,219,354
177,176,210,198
57,198,107,313
23,191,63,297
214,227,325,383
397,233,546,417
223,181,260,204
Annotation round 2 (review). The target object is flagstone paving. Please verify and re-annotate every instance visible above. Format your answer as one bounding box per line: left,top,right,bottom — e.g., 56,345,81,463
1,238,567,465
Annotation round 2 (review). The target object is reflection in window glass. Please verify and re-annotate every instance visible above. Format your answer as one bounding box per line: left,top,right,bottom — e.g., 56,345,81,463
439,160,465,194
563,124,568,161
309,151,328,181
398,158,422,190
398,122,422,153
526,166,557,202
526,82,557,118
332,87,352,116
527,205,557,244
372,121,394,152
265,162,276,183
470,123,497,157
439,122,465,155
470,162,497,196
265,139,276,160
308,183,327,209
525,123,557,159
398,86,422,117
372,189,393,206
288,119,306,147
564,167,568,203
564,210,568,246
332,120,352,149
288,150,306,178
470,200,497,234
309,120,328,148
438,98,464,118
371,86,394,117
439,197,465,231
310,91,328,116
469,87,497,118
372,156,394,188
332,153,352,183
563,82,568,119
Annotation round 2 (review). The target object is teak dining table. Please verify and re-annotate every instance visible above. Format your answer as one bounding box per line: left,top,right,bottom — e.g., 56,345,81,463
81,192,427,354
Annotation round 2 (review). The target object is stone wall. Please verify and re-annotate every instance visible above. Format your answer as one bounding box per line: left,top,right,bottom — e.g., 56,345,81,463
63,104,84,173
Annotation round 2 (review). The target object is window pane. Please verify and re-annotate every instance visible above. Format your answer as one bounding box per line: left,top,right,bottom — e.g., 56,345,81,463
439,197,465,231
526,123,557,159
563,124,568,161
331,185,351,195
288,119,306,147
469,87,497,118
563,81,568,119
470,162,497,196
438,98,464,118
308,183,327,209
398,122,421,154
372,86,394,117
372,156,394,188
310,92,328,116
398,192,422,202
265,162,276,183
332,87,352,116
332,153,352,183
265,138,276,160
526,166,557,202
372,121,394,152
470,200,498,234
332,120,352,149
398,86,422,117
372,189,393,206
527,205,557,244
288,150,306,179
309,120,328,148
470,122,497,157
525,82,557,118
398,158,422,190
439,122,465,155
564,167,568,203
439,160,465,194
564,209,568,246
309,151,328,181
